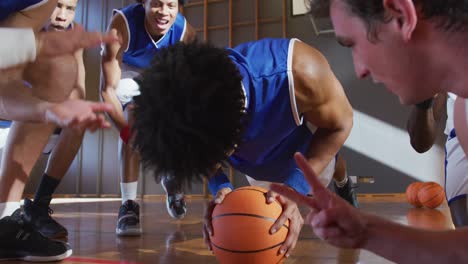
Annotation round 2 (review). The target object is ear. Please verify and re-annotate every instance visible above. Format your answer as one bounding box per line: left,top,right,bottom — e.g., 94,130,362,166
383,0,418,42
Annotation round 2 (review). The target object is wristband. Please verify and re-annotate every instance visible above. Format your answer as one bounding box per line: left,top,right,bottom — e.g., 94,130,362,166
120,125,131,144
0,28,36,69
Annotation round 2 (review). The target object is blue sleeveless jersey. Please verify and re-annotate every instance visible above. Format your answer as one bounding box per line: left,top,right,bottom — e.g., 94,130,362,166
209,38,314,195
0,0,48,21
114,3,187,69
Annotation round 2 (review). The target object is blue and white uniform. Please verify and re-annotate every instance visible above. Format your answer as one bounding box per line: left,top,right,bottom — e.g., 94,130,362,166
208,38,335,196
112,3,188,107
0,0,49,21
445,93,468,204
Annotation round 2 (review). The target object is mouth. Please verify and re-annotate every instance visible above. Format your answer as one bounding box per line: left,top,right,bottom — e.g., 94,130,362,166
154,17,170,28
51,24,66,31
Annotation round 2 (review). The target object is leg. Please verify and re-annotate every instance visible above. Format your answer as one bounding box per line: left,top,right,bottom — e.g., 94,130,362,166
25,88,85,239
445,135,468,227
333,155,359,208
116,106,142,236
448,197,468,227
161,173,187,219
0,54,76,261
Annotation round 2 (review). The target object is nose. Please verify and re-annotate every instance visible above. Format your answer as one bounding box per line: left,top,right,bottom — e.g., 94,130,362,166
56,8,67,21
157,4,169,15
352,53,370,79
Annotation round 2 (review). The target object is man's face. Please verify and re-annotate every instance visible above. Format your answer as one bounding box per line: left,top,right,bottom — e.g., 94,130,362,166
329,0,438,104
47,0,78,31
143,0,179,36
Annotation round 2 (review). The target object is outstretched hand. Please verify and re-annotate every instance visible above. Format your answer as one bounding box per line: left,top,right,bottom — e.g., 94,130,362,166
45,99,114,131
36,25,120,58
270,153,368,249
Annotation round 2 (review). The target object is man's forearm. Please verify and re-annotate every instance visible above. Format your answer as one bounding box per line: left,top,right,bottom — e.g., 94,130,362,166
364,213,468,264
0,80,50,122
305,125,350,177
406,106,437,153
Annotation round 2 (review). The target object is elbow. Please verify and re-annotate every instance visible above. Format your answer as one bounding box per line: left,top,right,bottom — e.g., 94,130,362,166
410,138,432,153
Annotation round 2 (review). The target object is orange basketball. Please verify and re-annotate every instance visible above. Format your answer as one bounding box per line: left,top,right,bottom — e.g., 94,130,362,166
417,182,445,209
211,186,289,264
406,182,423,207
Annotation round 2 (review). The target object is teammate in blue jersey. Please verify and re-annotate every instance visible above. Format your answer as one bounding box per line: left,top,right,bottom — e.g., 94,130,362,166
131,39,354,258
101,0,196,236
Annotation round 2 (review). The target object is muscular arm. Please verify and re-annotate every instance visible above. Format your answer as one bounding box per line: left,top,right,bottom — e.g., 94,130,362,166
71,48,86,99
406,93,447,153
293,41,353,176
0,76,51,122
0,0,57,31
101,13,128,129
182,21,197,43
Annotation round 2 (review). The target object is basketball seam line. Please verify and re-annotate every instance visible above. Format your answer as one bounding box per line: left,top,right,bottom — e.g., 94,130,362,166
211,241,284,254
231,188,283,207
420,189,444,204
212,213,289,229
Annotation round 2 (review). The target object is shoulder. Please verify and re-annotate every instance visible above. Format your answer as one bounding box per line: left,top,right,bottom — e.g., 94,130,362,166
292,40,331,81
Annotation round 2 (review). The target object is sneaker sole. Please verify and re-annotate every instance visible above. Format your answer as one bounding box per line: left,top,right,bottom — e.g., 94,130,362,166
161,180,187,219
0,248,72,262
42,232,68,241
116,226,142,237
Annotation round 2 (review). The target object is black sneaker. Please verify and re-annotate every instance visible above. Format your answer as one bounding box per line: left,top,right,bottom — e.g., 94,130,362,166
334,178,359,208
116,200,142,236
23,197,68,239
161,175,187,219
0,209,72,262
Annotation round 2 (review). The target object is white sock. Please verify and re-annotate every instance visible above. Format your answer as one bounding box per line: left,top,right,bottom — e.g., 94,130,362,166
120,181,138,204
335,174,348,188
0,201,21,218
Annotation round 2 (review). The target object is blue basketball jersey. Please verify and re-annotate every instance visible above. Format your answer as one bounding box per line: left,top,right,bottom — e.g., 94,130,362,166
114,3,187,69
209,38,314,195
0,0,48,21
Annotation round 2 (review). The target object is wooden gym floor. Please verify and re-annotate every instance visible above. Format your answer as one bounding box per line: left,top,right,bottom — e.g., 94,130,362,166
10,195,454,264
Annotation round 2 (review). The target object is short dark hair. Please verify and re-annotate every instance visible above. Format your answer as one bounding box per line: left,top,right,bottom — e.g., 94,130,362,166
132,42,245,186
309,0,468,39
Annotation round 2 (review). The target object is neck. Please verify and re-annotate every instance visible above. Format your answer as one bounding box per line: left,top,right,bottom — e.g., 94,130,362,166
144,18,163,42
427,27,468,98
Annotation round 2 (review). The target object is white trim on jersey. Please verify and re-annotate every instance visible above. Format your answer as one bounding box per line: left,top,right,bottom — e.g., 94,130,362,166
145,19,173,49
22,0,49,11
180,17,187,41
287,38,303,126
240,82,248,110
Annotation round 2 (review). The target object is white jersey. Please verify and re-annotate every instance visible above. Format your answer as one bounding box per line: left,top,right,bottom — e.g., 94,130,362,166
444,93,457,135
444,93,468,203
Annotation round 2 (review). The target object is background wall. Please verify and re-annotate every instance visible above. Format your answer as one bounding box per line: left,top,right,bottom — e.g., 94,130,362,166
26,0,446,197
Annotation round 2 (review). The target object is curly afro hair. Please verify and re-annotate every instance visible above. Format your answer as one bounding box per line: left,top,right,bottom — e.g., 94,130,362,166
132,41,246,187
